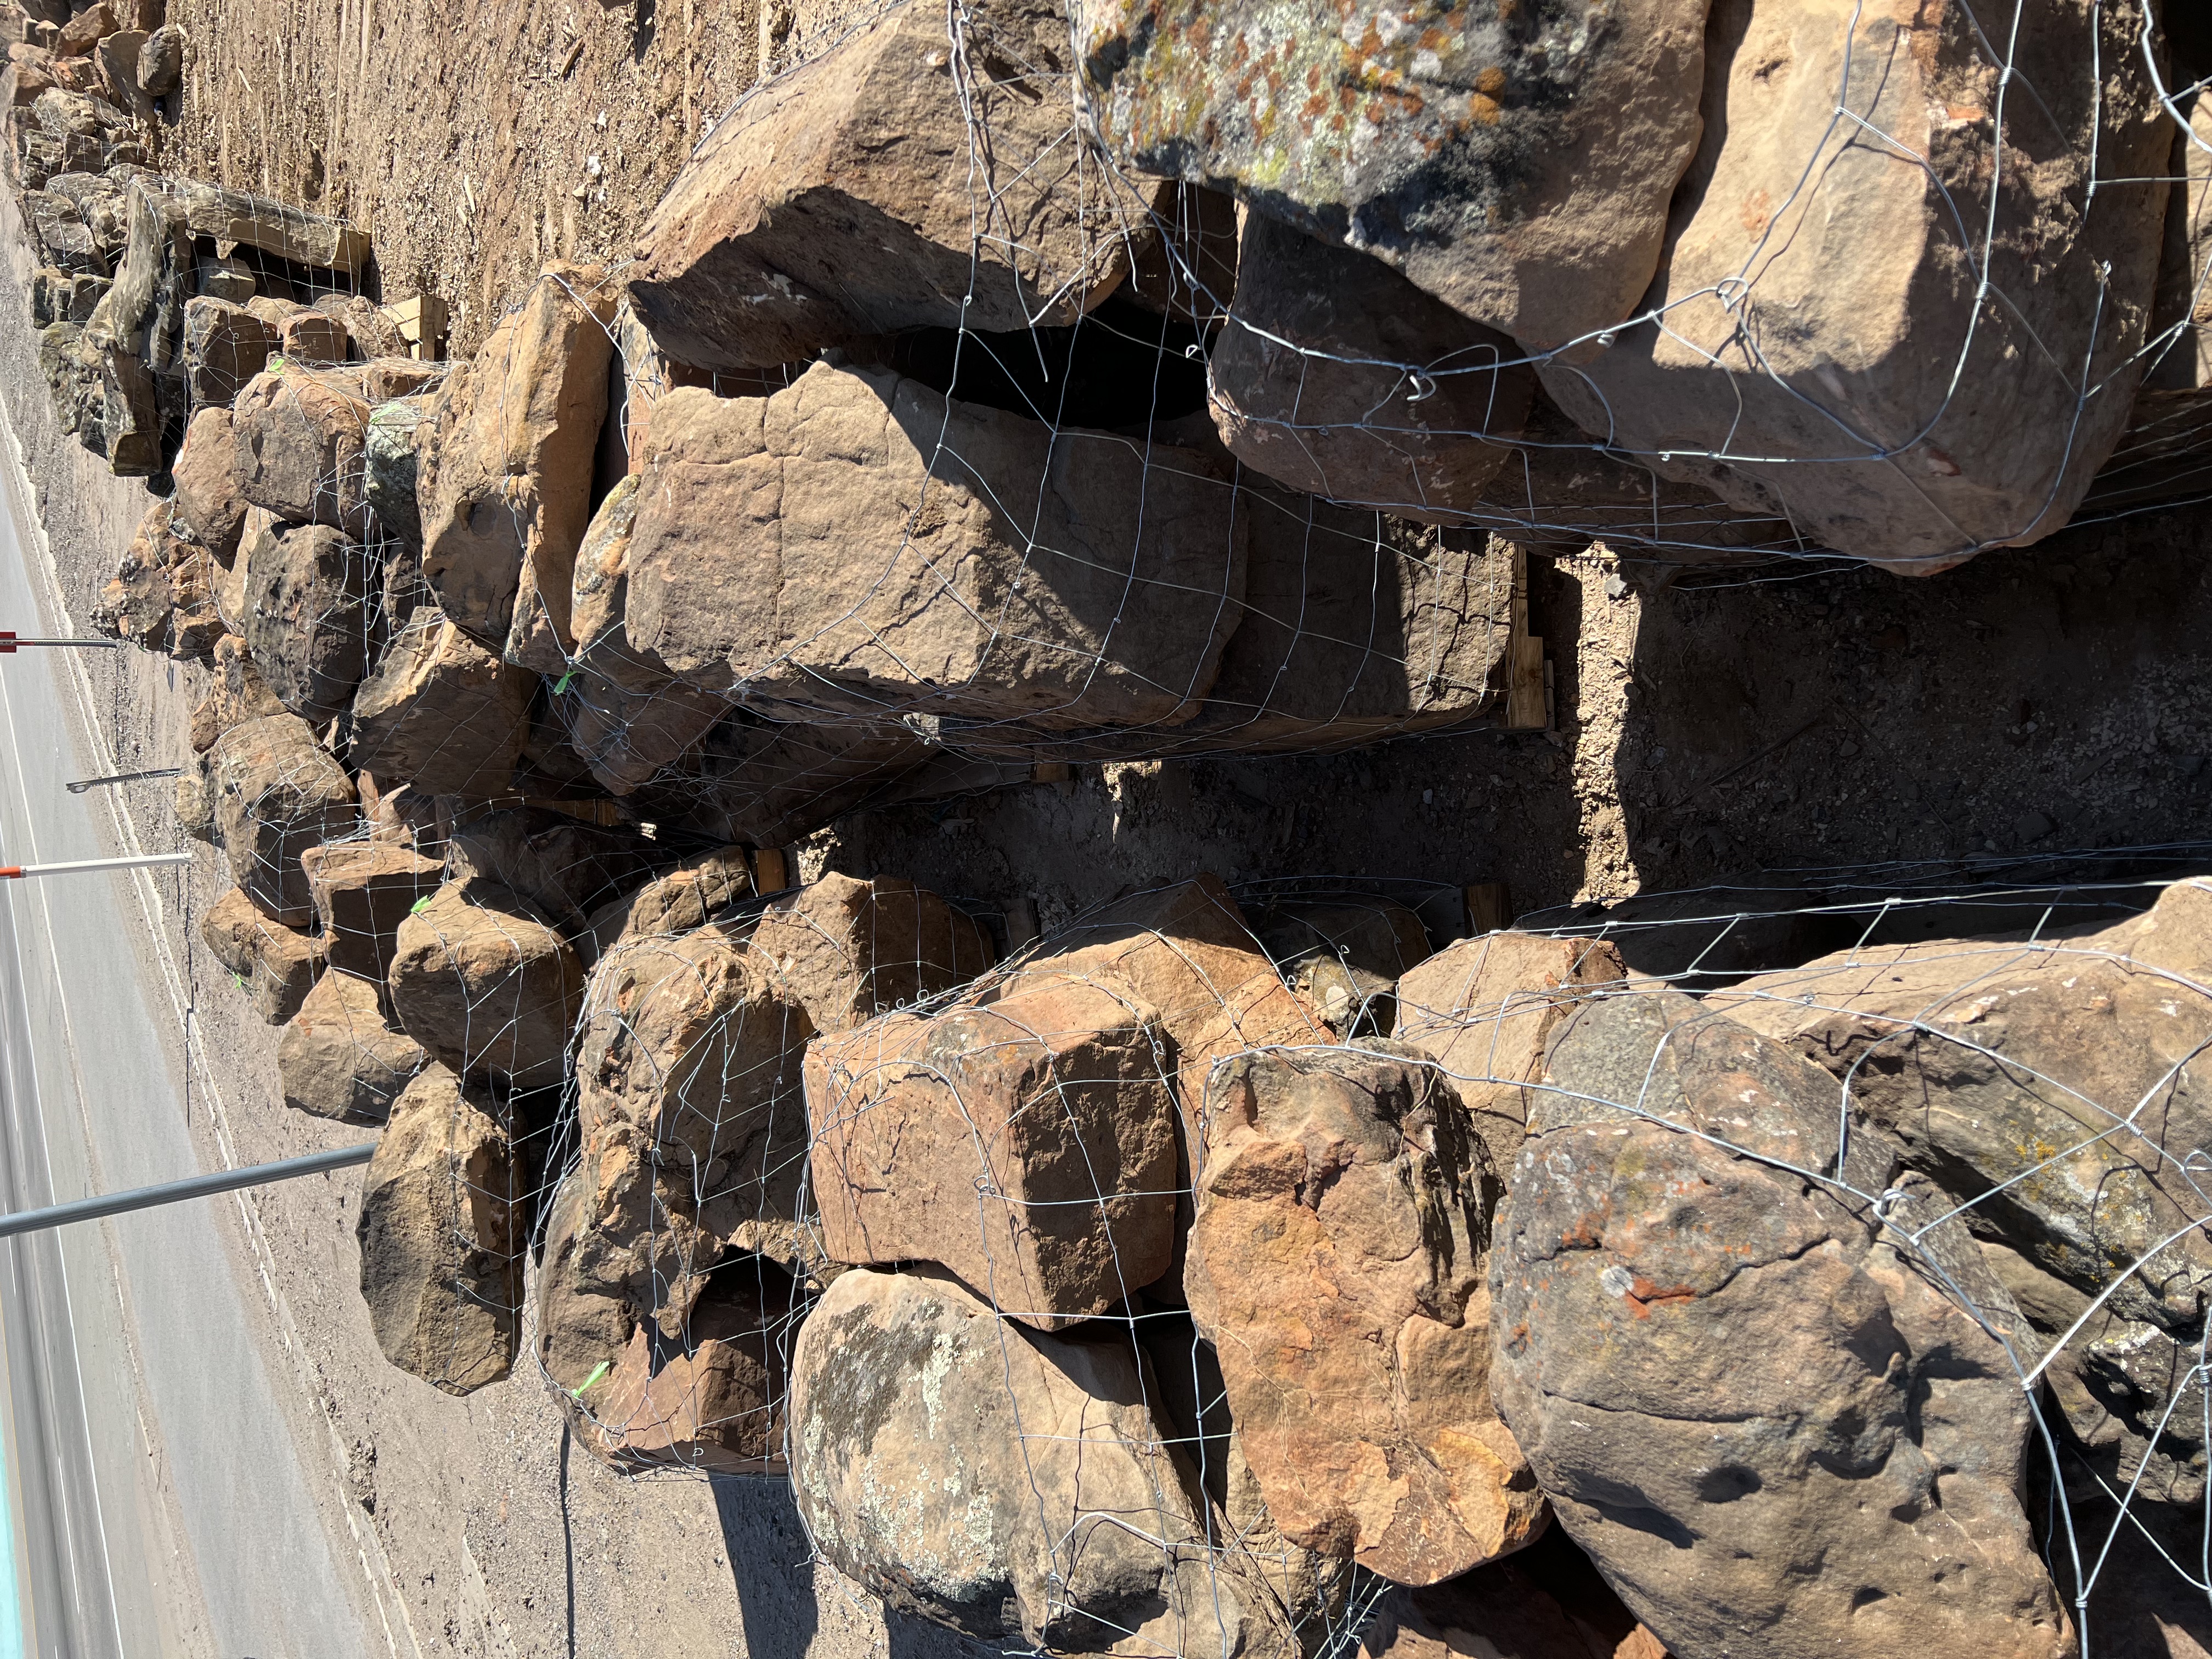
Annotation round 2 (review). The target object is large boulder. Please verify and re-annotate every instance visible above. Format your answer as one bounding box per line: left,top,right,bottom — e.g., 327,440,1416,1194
205,713,359,924
415,262,615,651
789,1266,1298,1654
577,844,755,962
627,0,1146,370
92,499,221,661
169,404,247,557
239,521,374,722
188,633,286,752
302,841,444,983
1494,991,2070,1659
749,872,994,1034
1211,213,1533,517
1076,0,1708,352
618,365,1248,730
24,187,99,272
277,968,430,1124
99,345,157,476
805,977,1180,1328
229,363,372,534
199,885,325,1023
1539,0,2172,569
362,397,427,551
386,876,583,1091
179,296,274,407
1188,1042,1542,1587
347,609,533,798
136,22,180,93
356,1063,524,1395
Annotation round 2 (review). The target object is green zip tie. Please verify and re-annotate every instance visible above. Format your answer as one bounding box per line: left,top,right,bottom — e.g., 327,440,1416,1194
554,670,576,695
572,1359,612,1397
410,894,433,914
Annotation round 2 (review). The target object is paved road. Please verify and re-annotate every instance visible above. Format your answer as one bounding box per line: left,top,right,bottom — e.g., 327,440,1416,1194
0,473,384,1655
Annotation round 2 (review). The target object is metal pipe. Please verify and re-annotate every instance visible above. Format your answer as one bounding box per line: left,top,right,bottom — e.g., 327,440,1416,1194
0,853,194,879
65,768,183,795
0,633,121,652
0,1143,378,1240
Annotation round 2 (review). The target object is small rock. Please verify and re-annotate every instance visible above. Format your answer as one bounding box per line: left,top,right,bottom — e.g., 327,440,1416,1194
302,842,444,983
199,885,325,1023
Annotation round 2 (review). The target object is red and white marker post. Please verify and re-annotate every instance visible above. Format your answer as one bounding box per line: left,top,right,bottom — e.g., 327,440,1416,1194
0,853,193,880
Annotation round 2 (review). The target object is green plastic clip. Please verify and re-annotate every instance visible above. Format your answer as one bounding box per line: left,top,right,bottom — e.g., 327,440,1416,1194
572,1359,613,1397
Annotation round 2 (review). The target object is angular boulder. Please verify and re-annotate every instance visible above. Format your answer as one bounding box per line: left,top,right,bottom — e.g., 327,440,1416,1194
99,345,157,476
278,968,430,1124
347,609,532,798
806,977,1180,1327
205,712,359,924
415,262,615,651
179,296,274,408
362,397,426,551
1076,0,1709,351
137,21,180,93
441,808,662,936
577,844,754,962
1188,1041,1541,1587
199,885,325,1023
169,404,246,557
188,633,286,751
1538,0,2171,569
92,499,221,661
356,1062,524,1395
750,871,994,1034
277,308,346,363
302,841,444,983
628,0,1145,370
1493,991,2070,1659
386,876,583,1091
618,365,1247,729
240,521,374,722
229,362,371,534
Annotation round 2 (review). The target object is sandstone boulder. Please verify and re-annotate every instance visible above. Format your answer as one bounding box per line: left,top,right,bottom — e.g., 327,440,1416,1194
362,397,426,551
188,633,286,751
347,609,532,798
806,977,1179,1328
199,885,325,1023
628,0,1146,370
415,262,614,651
618,365,1247,730
387,876,583,1091
136,21,178,93
240,521,374,722
277,968,430,1124
278,308,346,363
441,808,661,935
790,1266,1297,1654
302,841,444,983
53,3,114,55
578,844,754,962
1211,213,1533,518
170,404,246,557
751,871,994,1034
206,712,359,924
356,1062,524,1395
229,363,371,533
92,499,220,661
24,187,98,272
1539,0,2171,569
1188,1041,1540,1587
1494,990,2070,1659
1076,0,1708,352
98,345,157,477
179,296,274,407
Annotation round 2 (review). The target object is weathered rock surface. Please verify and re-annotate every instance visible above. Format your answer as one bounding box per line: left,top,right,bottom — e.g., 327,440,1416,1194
1355,1526,1667,1659
1395,931,1628,1170
362,397,426,551
347,609,532,798
170,403,247,557
750,872,994,1034
441,808,661,936
1540,0,2172,569
578,844,754,962
99,343,157,475
278,308,346,364
356,1062,524,1395
189,633,286,751
790,1266,1297,1654
206,712,359,924
628,0,1145,370
240,521,373,721
1076,0,1709,351
199,885,325,1023
1188,1041,1540,1587
387,876,583,1091
1212,213,1533,517
93,499,220,660
229,363,371,533
302,841,444,983
416,263,614,651
806,977,1179,1327
179,296,274,407
1251,893,1432,1035
278,968,430,1124
1494,990,2070,1659
136,21,179,93
618,365,1247,730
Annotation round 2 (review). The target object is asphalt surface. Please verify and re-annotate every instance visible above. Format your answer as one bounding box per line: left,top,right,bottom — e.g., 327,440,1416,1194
0,479,382,1655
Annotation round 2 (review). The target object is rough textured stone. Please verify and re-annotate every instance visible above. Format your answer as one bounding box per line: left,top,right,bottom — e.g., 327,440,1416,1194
577,844,755,962
387,875,583,1091
1394,931,1628,1171
1355,1527,1667,1659
278,308,347,364
1494,990,2070,1659
1540,0,2171,570
363,397,426,551
1212,213,1533,517
789,1266,1297,1654
806,978,1180,1328
618,365,1247,730
189,632,286,752
229,363,371,533
628,0,1146,370
278,967,430,1124
136,21,179,93
347,609,533,798
240,520,373,722
415,262,615,651
356,1062,523,1395
1077,0,1709,351
53,3,114,57
439,809,659,934
199,885,325,1023
1188,1041,1540,1587
649,710,939,850
98,342,157,475
1250,894,1432,1035
92,499,220,661
170,404,246,557
24,187,98,272
206,712,359,924
179,295,274,407
302,841,444,983
746,872,994,1036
